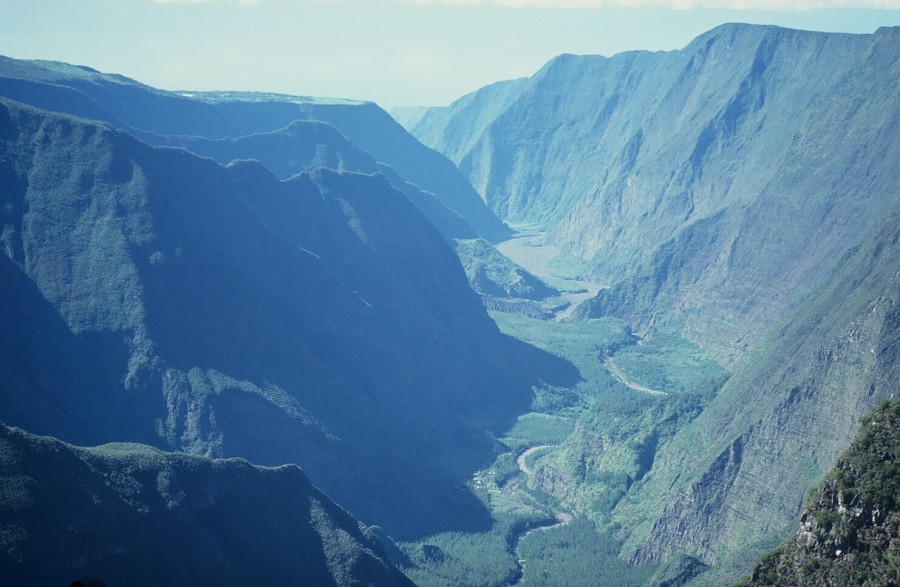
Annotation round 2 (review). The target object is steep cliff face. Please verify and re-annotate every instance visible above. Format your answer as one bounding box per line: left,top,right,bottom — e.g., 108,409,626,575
0,424,416,586
279,100,511,242
612,208,900,585
0,99,573,539
402,25,900,364
393,76,530,170
738,399,900,587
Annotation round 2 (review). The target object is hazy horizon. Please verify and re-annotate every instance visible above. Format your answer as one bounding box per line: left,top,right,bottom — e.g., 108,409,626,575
2,0,899,108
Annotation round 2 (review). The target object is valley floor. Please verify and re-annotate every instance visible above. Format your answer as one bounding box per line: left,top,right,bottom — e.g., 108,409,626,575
396,236,725,587
495,232,605,321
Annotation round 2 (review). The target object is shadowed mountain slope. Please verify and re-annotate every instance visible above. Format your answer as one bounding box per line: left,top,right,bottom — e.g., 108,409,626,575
0,98,575,540
0,424,416,586
0,56,508,242
261,99,512,242
159,119,478,241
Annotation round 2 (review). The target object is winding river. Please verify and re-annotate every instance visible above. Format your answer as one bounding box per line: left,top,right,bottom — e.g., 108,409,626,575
506,445,574,586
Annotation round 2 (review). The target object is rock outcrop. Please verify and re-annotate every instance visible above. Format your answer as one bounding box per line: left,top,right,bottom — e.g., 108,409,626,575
738,399,900,587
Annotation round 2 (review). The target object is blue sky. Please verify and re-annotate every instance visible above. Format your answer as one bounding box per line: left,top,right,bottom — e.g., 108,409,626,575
1,0,898,107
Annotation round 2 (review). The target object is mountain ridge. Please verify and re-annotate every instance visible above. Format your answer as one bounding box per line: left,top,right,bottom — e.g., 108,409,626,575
0,55,509,243
0,423,416,586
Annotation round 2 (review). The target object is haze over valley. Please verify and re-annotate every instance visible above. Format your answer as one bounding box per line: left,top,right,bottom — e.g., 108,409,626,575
1,12,899,587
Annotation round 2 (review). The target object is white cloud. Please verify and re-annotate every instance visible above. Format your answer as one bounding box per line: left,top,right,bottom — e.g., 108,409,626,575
396,0,900,8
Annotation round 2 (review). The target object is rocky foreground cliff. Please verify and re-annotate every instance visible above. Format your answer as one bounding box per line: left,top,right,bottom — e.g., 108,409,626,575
737,398,900,587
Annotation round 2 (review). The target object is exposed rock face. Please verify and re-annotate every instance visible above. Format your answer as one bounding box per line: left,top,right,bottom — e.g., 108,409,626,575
0,424,416,587
739,399,900,587
402,24,900,365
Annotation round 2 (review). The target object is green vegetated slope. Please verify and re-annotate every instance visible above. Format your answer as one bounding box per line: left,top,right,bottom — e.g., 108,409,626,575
737,398,900,587
0,98,575,542
0,424,415,586
612,206,900,585
401,24,900,365
492,313,728,539
0,56,509,243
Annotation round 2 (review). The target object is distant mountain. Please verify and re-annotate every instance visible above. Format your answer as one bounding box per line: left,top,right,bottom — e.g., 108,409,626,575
162,119,555,305
261,98,512,242
0,56,509,243
0,424,415,586
400,24,900,365
392,76,530,177
159,119,478,241
737,398,900,587
0,98,574,540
